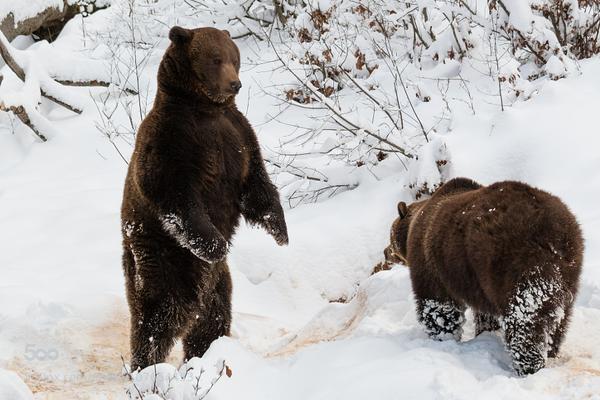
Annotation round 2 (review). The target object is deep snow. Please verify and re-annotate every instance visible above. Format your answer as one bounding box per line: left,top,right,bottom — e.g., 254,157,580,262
1,6,600,400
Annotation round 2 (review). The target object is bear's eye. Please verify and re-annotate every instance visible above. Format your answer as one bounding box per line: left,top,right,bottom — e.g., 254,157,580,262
213,58,222,65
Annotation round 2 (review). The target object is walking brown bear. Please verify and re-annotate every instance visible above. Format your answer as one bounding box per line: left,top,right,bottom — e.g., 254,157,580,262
121,26,288,370
388,177,583,375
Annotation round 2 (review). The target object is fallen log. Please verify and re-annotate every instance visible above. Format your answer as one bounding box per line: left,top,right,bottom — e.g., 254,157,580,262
0,0,109,42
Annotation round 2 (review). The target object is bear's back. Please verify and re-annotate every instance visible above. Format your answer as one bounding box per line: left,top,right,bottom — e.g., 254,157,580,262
407,180,583,312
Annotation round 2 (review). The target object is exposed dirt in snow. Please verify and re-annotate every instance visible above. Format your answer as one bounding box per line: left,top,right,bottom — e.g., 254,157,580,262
268,292,369,357
6,305,130,399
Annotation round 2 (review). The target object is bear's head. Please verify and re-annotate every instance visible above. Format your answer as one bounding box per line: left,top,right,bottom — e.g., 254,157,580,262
385,200,426,266
161,26,241,104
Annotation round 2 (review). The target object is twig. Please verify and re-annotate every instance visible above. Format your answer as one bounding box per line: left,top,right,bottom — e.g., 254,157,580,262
377,31,429,142
267,32,414,158
127,0,146,123
409,14,430,49
198,360,227,399
265,158,329,182
57,78,138,95
492,11,505,111
340,68,404,132
120,355,144,400
443,12,465,57
458,0,476,16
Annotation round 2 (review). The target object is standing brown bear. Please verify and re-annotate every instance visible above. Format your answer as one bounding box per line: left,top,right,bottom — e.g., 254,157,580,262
121,26,288,370
388,177,583,375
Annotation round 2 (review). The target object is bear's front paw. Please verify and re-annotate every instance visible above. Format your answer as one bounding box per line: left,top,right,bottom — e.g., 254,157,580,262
263,212,288,246
190,234,229,263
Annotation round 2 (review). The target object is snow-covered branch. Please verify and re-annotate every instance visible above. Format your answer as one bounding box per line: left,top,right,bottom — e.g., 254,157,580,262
0,27,136,140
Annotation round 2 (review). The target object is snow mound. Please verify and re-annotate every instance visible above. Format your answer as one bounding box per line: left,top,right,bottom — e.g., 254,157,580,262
0,369,33,400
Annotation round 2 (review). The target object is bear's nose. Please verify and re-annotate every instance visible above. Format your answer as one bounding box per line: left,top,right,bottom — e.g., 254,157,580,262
230,80,242,93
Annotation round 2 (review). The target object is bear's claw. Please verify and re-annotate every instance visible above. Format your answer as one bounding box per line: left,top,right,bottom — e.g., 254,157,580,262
262,212,288,246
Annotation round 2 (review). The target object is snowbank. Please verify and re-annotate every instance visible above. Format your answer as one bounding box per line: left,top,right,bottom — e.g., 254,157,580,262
0,369,33,400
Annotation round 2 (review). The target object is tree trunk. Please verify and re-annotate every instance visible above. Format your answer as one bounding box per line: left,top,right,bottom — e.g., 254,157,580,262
0,1,108,42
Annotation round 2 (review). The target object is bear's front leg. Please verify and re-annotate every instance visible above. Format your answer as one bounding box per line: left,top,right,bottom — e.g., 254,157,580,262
411,268,465,340
410,265,465,340
241,159,288,246
258,205,288,246
416,298,466,340
226,107,288,245
134,160,229,262
160,208,229,262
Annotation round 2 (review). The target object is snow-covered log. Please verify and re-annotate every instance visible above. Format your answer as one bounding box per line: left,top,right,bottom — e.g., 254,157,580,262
0,27,135,141
0,31,85,114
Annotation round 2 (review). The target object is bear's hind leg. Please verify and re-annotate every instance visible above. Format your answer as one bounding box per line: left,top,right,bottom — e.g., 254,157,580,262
475,312,500,336
502,267,566,375
412,270,465,340
130,296,182,371
183,264,232,360
416,298,466,341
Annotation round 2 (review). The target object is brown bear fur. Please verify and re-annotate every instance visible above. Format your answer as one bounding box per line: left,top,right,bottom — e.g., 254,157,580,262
390,177,583,375
121,26,288,370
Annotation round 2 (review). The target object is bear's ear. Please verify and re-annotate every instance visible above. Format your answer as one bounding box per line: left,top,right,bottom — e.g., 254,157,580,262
222,29,231,38
169,26,191,45
397,202,408,219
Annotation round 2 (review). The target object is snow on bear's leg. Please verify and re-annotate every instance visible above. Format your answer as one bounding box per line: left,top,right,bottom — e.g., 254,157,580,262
474,312,500,336
501,265,567,376
416,298,466,341
412,268,465,340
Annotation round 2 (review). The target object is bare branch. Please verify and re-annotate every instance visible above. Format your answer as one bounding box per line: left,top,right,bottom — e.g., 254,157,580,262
266,32,414,159
57,79,138,95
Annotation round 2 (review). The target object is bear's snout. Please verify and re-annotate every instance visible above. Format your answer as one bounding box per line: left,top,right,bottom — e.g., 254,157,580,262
230,80,242,94
219,63,240,96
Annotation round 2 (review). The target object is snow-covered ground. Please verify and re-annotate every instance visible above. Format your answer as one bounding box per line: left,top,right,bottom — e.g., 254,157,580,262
1,5,600,400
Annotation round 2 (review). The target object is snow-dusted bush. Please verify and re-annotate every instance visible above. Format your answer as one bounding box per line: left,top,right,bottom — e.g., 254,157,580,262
261,1,478,204
185,0,297,39
124,358,231,400
490,0,600,81
259,0,600,205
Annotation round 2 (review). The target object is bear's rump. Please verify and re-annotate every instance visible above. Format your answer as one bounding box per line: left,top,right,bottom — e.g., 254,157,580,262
423,188,577,313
